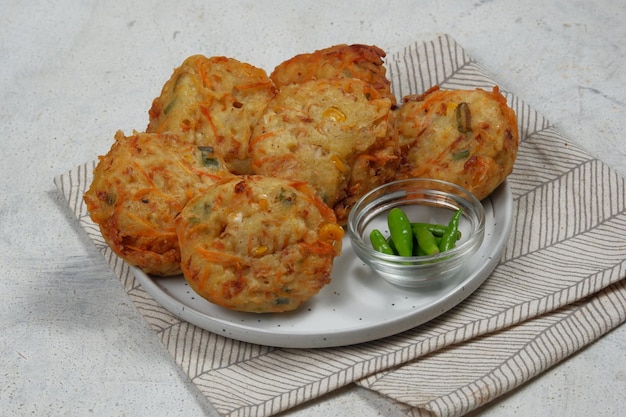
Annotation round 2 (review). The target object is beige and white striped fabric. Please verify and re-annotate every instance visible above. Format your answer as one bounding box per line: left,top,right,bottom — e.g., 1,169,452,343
55,34,626,417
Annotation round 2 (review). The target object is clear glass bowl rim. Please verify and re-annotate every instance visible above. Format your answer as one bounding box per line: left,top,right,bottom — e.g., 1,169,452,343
347,178,486,265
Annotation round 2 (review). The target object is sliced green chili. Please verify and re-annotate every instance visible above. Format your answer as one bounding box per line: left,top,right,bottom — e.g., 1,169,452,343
198,146,219,167
105,193,116,206
452,149,470,161
414,225,440,256
387,207,414,257
163,97,178,115
439,208,463,252
277,187,297,205
369,208,464,258
370,229,396,255
456,102,471,133
410,222,462,239
415,245,427,256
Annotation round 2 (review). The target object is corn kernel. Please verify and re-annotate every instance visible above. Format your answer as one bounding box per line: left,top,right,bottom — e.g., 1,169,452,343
446,102,457,116
330,155,348,173
322,106,346,122
252,246,268,256
319,223,345,242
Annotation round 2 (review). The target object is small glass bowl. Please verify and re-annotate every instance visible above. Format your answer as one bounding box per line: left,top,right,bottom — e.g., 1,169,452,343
347,178,486,287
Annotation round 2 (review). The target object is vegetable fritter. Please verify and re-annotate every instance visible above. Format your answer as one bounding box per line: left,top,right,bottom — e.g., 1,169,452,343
249,77,399,225
176,175,343,313
147,55,277,174
84,131,232,276
396,86,519,200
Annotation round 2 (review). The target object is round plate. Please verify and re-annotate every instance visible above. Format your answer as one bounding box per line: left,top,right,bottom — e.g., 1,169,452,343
133,182,513,348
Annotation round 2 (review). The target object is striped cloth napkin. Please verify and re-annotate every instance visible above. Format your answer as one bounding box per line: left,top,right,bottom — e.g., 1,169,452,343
55,34,626,417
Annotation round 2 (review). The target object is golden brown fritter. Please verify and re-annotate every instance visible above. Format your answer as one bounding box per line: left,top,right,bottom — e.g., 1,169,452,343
248,77,399,225
84,131,233,276
396,86,519,200
147,55,277,174
176,175,344,313
270,43,396,105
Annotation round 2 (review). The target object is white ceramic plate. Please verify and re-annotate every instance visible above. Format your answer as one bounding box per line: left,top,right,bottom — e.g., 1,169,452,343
133,182,513,348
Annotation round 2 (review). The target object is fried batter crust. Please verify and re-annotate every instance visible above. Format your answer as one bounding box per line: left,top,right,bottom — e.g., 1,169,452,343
270,44,396,105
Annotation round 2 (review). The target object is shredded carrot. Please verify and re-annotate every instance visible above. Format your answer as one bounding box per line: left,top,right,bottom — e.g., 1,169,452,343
196,57,212,89
198,104,219,139
290,181,337,222
248,131,277,149
302,241,336,256
196,246,246,268
168,154,195,177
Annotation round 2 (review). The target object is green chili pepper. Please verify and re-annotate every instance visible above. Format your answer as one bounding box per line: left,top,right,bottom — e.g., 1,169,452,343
388,207,413,257
274,297,290,305
414,225,440,255
439,208,463,252
410,222,462,239
163,97,178,115
456,102,471,133
198,146,219,167
452,149,470,161
277,187,297,205
370,229,396,255
415,245,427,256
105,193,116,206
386,236,398,255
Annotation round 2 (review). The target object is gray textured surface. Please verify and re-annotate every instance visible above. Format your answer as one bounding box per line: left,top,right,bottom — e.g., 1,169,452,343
2,1,625,416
